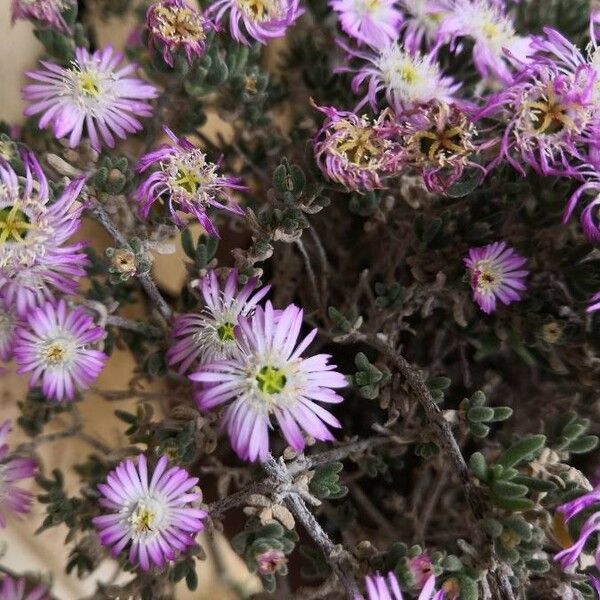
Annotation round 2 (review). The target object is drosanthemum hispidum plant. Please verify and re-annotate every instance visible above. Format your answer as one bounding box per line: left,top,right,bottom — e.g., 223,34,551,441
168,269,270,373
14,299,107,402
207,0,303,45
190,302,347,462
93,454,207,571
136,126,245,236
0,151,88,317
0,576,50,600
464,242,528,314
338,40,459,113
0,420,37,529
436,0,532,84
146,0,213,67
23,45,157,151
329,0,403,48
313,104,402,191
11,0,74,34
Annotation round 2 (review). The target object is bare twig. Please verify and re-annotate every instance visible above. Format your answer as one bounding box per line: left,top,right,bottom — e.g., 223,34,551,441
105,315,163,337
264,455,362,600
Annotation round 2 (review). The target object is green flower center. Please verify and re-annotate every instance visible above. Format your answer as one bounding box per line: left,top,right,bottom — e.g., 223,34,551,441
175,167,201,195
0,204,31,244
256,366,287,394
217,321,236,342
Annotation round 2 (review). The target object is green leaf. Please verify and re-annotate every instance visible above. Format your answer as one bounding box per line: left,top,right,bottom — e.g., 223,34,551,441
470,422,490,438
426,376,451,391
490,495,534,511
481,518,503,538
185,568,198,591
469,452,487,481
498,435,546,469
181,229,196,259
566,435,599,454
511,475,557,492
491,480,529,499
489,407,513,422
467,406,495,422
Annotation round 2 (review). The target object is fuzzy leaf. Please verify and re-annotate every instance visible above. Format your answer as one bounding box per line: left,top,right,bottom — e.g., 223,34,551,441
498,435,546,469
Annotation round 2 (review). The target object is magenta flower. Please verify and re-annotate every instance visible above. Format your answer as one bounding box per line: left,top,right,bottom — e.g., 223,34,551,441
11,0,74,34
190,302,347,462
206,0,303,45
0,152,88,317
479,62,596,177
136,126,245,236
437,0,531,84
14,300,107,402
168,269,270,373
464,242,528,314
93,454,207,571
400,101,484,194
338,40,459,114
256,548,288,575
330,0,402,48
0,576,49,600
0,420,37,529
313,104,402,191
554,484,600,569
361,572,437,600
408,553,434,589
23,46,157,151
146,0,213,67
398,0,451,53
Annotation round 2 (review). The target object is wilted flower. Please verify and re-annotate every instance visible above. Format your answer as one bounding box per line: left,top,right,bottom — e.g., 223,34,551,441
437,0,531,84
0,152,88,317
338,41,459,113
168,269,270,373
330,0,402,48
191,302,347,462
464,242,528,314
554,484,600,569
479,62,596,176
398,0,450,53
11,0,74,34
93,454,206,571
0,575,49,600
14,300,107,402
400,101,482,193
146,0,213,67
23,46,157,151
136,126,245,236
0,420,37,528
206,0,303,45
313,104,402,191
255,548,288,575
361,572,437,600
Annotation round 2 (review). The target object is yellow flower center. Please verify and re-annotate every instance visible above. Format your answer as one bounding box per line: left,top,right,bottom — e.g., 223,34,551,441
175,167,202,195
482,19,500,40
0,204,31,245
333,122,383,167
129,504,156,534
44,344,66,364
77,71,102,97
256,366,287,394
526,87,576,135
154,5,205,42
397,63,420,84
237,0,280,22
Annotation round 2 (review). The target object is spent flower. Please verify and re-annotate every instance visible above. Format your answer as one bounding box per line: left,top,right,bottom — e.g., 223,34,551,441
11,0,74,34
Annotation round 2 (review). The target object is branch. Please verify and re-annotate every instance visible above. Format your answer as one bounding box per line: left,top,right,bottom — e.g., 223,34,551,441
263,455,363,600
86,198,173,321
105,315,163,337
360,333,516,600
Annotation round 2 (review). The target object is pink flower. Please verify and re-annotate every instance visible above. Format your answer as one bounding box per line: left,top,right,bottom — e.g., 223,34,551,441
23,46,157,151
168,269,270,373
206,0,303,45
93,455,206,571
0,420,37,528
14,300,107,402
0,575,49,600
464,242,528,314
330,0,402,48
190,302,347,462
398,0,451,53
360,572,438,600
11,0,74,34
